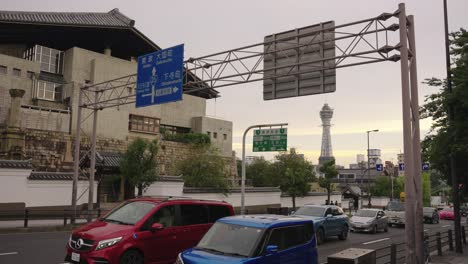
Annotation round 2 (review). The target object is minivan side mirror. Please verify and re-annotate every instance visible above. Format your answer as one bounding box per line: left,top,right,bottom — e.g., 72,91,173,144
151,223,164,231
265,245,278,255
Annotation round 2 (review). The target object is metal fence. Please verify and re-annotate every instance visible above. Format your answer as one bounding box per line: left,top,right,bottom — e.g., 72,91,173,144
0,209,105,228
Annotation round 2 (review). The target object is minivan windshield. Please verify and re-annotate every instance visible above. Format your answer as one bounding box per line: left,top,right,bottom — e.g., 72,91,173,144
102,201,155,225
294,206,325,217
354,210,377,218
196,222,264,257
387,201,405,211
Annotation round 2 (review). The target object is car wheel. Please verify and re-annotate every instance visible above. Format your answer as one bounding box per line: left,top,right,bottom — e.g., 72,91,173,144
338,226,348,240
120,250,144,264
316,228,325,245
372,225,377,234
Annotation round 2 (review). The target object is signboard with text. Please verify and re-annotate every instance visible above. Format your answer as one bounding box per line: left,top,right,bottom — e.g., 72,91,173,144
253,128,287,152
136,44,184,107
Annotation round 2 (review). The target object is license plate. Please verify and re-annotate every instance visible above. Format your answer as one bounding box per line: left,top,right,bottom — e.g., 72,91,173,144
71,252,80,262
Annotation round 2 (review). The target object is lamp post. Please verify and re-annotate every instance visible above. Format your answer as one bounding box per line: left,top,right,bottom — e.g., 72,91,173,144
367,129,379,207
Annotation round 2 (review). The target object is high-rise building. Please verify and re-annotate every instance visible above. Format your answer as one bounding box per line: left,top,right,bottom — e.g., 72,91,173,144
319,103,334,165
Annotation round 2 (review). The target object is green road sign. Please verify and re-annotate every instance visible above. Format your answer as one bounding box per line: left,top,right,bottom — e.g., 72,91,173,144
253,128,287,152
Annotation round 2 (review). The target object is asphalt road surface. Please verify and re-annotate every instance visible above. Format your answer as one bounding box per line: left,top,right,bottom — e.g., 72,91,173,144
0,220,458,264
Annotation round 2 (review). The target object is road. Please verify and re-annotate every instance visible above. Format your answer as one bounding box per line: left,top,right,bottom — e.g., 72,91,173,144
0,220,458,264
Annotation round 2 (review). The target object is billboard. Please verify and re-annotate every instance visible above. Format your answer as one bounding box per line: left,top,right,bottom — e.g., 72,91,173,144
263,21,336,100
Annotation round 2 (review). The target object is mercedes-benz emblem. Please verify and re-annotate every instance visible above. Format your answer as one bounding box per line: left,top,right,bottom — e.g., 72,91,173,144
76,238,84,249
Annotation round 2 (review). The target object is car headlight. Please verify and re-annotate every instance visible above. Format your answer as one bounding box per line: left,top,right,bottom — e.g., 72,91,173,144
95,237,122,251
176,253,185,264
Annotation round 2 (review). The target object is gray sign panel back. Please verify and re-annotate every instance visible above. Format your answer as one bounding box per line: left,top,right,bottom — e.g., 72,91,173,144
263,21,336,100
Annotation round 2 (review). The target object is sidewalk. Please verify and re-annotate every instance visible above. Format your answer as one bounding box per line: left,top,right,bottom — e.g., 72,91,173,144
430,248,468,264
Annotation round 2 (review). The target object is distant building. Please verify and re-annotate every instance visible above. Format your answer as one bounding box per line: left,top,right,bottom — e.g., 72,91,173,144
319,104,335,165
368,149,382,168
245,156,263,166
397,153,405,176
356,154,365,163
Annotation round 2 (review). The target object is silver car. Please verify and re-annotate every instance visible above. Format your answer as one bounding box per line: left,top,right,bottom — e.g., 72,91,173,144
349,209,388,233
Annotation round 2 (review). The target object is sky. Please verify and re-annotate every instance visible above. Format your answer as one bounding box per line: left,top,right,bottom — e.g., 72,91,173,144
3,0,467,166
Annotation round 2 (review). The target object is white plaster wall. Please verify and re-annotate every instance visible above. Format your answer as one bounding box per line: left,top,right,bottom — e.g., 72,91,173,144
26,181,97,207
370,197,390,207
187,191,282,207
140,181,184,197
0,168,31,204
280,194,343,208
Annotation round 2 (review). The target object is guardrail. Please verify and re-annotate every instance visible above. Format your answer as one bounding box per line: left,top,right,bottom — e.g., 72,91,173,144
0,209,106,228
323,222,468,264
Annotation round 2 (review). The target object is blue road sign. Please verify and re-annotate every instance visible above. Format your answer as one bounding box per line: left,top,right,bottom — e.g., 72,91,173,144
399,163,405,171
422,163,430,171
136,44,184,108
376,164,383,172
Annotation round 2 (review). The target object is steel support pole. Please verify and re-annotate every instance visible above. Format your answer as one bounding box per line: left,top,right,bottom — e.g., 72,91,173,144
87,92,98,222
408,15,425,263
71,88,83,225
398,3,416,264
367,132,371,207
241,123,287,215
443,0,463,253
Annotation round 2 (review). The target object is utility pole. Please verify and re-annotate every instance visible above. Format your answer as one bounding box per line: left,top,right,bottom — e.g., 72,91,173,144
366,129,378,207
443,0,462,253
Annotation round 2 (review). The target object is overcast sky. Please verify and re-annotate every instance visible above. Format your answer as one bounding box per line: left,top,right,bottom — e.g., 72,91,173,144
3,0,467,166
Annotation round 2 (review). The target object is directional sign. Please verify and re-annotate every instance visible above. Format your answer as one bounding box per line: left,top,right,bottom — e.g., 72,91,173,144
422,163,430,171
376,164,383,172
136,44,184,107
253,128,287,152
399,163,405,171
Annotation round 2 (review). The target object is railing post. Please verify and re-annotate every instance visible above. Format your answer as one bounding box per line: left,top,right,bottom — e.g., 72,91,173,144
390,243,397,264
63,210,67,226
23,209,29,228
462,226,467,245
448,230,454,251
437,232,442,256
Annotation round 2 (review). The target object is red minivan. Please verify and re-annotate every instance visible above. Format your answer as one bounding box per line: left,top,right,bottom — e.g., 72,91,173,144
65,197,234,264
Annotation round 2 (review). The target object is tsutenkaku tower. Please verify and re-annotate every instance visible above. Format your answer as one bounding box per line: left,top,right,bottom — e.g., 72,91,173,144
319,103,335,165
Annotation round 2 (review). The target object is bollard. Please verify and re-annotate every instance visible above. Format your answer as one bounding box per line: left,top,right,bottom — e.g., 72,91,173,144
448,230,454,251
462,226,467,245
23,209,29,228
436,232,442,256
390,243,397,264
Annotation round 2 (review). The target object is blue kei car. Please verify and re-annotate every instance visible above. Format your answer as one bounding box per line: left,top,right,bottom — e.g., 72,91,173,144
176,215,318,264
293,205,349,245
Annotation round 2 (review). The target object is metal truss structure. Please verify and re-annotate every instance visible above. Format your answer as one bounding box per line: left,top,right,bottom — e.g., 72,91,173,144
72,4,423,263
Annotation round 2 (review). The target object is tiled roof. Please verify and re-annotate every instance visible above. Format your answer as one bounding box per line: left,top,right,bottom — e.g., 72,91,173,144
0,159,32,169
0,8,134,28
97,152,122,168
28,171,88,181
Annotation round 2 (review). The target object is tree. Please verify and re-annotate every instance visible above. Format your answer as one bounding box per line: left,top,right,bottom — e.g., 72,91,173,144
318,159,338,205
246,157,275,187
421,29,468,197
392,174,431,206
274,151,316,209
120,138,159,198
371,176,391,197
176,146,229,194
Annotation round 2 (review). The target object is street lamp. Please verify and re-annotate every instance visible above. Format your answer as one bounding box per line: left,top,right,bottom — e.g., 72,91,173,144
367,129,379,207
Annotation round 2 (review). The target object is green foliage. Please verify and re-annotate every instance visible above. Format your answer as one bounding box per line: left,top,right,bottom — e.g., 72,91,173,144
421,29,468,196
176,146,229,194
371,176,391,197
318,159,338,204
422,172,431,207
120,138,159,196
164,132,210,146
274,151,316,209
394,176,405,199
246,157,276,187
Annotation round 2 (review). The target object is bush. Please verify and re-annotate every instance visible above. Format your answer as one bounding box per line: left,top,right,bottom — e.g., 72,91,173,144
163,132,210,145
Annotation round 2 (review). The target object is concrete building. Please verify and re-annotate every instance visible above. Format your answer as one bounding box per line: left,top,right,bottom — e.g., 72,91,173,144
0,9,233,163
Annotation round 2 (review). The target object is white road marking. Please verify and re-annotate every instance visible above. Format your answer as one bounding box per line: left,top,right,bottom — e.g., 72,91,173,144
442,225,451,228
0,252,18,256
363,238,390,245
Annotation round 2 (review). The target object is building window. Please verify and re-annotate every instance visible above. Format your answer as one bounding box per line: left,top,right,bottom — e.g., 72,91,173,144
35,80,62,101
12,68,21,77
0,65,6,74
223,134,227,140
129,114,160,134
160,124,191,135
207,131,211,137
27,71,35,79
24,45,64,74
213,132,217,139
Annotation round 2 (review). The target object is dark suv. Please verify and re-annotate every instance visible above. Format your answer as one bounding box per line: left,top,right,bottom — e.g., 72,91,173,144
65,197,234,264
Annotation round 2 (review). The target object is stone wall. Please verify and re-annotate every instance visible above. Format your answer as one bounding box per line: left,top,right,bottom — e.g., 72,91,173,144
22,129,237,177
